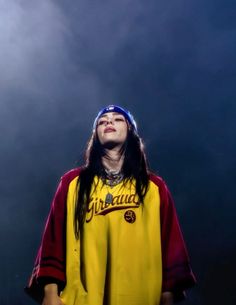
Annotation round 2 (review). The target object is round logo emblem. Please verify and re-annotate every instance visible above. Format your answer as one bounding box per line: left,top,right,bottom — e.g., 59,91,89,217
124,210,136,223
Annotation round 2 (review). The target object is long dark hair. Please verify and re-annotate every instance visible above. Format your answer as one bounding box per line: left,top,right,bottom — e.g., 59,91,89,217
74,127,150,239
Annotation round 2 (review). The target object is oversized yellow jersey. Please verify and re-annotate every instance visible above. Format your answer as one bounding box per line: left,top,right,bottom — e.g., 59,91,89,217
25,168,196,305
60,175,162,305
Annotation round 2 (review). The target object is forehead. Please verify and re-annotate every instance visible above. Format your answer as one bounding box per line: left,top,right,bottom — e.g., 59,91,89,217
98,112,125,119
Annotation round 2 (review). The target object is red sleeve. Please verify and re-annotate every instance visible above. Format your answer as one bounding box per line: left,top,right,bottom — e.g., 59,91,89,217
24,168,81,304
150,174,196,302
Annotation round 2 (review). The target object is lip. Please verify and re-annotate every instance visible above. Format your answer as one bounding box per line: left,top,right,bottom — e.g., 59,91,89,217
104,127,116,133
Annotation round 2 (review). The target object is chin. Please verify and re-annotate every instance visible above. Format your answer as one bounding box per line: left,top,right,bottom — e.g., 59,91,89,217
102,140,123,149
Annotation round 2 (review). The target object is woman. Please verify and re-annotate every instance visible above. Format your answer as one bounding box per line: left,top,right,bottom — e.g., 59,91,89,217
25,105,196,305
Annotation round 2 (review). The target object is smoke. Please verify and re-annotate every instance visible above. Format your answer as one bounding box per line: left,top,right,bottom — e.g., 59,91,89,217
0,0,69,92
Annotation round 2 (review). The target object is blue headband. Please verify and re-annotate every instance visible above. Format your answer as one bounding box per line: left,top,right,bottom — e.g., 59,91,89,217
93,105,137,131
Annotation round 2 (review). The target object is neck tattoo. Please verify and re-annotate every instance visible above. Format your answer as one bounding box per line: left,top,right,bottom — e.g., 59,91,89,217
102,168,124,204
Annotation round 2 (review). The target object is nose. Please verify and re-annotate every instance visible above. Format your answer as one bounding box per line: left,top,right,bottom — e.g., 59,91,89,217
106,118,114,125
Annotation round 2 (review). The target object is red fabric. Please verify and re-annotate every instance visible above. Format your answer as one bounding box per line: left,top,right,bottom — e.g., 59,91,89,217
150,174,196,300
25,168,81,303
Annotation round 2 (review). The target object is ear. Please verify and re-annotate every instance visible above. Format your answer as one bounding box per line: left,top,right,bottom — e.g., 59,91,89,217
127,121,132,131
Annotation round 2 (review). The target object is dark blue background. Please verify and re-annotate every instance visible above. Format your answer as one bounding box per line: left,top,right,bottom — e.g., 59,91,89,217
0,0,235,304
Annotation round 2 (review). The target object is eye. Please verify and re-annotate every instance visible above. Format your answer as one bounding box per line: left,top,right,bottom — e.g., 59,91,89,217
97,119,107,126
114,117,125,122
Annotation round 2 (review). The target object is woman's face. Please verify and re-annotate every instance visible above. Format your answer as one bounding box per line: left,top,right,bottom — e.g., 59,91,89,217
96,112,128,148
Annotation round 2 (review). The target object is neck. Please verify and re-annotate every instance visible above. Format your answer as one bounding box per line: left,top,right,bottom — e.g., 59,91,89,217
102,148,124,172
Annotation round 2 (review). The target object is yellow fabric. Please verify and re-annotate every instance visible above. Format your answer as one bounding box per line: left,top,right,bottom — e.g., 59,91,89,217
60,176,162,305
